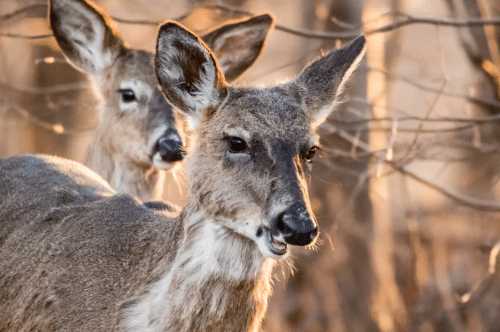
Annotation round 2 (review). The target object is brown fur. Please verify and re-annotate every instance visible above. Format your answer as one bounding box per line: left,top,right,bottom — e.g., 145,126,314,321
0,23,365,331
0,155,268,331
50,0,274,201
0,155,182,331
156,23,366,236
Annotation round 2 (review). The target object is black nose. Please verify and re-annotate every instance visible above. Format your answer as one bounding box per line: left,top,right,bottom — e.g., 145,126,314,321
156,137,184,163
274,203,318,246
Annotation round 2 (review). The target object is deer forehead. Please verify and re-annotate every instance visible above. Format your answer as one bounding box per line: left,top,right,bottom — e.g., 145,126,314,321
211,87,313,145
111,49,156,87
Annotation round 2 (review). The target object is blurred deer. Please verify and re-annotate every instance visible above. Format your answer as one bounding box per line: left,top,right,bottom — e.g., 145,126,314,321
0,21,365,331
50,0,274,201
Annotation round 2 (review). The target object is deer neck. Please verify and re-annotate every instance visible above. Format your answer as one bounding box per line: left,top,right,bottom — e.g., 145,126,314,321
86,132,164,201
125,205,275,332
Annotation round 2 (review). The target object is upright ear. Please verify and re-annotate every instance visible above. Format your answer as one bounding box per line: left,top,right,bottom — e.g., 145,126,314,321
294,35,366,127
49,0,124,74
155,22,227,126
202,14,274,82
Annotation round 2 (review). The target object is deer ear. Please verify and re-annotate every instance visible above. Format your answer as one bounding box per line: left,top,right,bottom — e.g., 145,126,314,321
155,22,227,127
49,0,124,74
202,14,274,82
295,35,366,127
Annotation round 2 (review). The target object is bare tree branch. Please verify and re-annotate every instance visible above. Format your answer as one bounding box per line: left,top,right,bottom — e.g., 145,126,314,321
248,57,500,110
335,107,500,125
0,4,46,26
2,105,94,136
332,129,500,212
0,3,189,40
460,241,500,305
205,4,500,39
2,4,500,41
366,11,500,34
367,66,500,110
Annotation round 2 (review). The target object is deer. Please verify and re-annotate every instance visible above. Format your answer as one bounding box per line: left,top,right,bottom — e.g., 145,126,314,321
50,0,274,202
0,20,366,331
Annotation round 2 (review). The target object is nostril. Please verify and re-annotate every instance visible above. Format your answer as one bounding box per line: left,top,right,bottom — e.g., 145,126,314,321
274,205,317,246
157,139,184,162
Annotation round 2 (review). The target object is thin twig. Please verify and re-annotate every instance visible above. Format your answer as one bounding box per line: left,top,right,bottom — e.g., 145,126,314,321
4,105,94,136
207,4,500,39
334,129,500,212
0,4,191,40
366,11,500,34
247,54,500,111
367,66,500,109
333,109,500,125
0,4,46,26
2,4,500,41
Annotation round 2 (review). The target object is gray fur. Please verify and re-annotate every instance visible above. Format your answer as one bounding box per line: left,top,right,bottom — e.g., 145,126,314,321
0,24,365,332
0,155,182,331
155,23,366,240
0,155,269,331
49,0,123,74
50,0,274,201
203,14,274,82
295,35,367,126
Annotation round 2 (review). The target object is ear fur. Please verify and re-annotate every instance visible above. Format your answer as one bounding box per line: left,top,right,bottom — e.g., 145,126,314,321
295,35,366,127
202,14,274,82
155,21,227,126
49,0,124,74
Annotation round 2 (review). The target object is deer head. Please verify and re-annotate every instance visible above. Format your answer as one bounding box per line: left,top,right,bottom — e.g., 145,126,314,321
156,22,366,258
49,0,274,172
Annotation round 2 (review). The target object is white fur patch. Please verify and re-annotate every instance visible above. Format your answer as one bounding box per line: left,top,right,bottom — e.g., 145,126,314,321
152,153,176,171
222,125,251,141
123,220,273,331
217,214,289,260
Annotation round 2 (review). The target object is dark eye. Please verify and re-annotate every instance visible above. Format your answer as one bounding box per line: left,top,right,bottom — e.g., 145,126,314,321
226,136,248,153
304,146,319,162
118,89,136,103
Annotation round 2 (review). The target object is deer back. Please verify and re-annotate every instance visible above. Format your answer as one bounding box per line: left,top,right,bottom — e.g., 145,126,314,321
0,155,182,331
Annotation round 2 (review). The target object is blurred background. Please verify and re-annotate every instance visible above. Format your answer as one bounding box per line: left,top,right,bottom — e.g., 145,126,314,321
1,0,500,331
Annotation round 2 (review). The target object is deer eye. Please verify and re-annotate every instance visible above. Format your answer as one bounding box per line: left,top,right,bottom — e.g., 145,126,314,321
303,146,319,162
226,136,248,153
118,89,136,103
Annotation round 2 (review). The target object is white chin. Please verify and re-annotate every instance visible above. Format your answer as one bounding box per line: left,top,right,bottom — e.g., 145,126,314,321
152,154,176,171
255,229,289,260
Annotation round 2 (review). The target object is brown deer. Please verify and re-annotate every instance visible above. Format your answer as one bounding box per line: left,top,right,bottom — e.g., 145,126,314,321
50,0,274,201
0,21,365,331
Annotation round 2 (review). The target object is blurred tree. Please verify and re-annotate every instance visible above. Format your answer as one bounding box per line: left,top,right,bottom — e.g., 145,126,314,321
418,1,500,330
24,44,96,160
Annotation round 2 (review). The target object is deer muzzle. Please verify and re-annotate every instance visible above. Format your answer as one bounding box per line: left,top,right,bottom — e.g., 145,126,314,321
272,202,318,246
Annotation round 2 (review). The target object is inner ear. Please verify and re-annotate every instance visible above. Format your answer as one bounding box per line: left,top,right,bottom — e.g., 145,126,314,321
49,0,124,74
156,22,227,122
295,35,366,127
172,39,210,95
202,14,274,82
